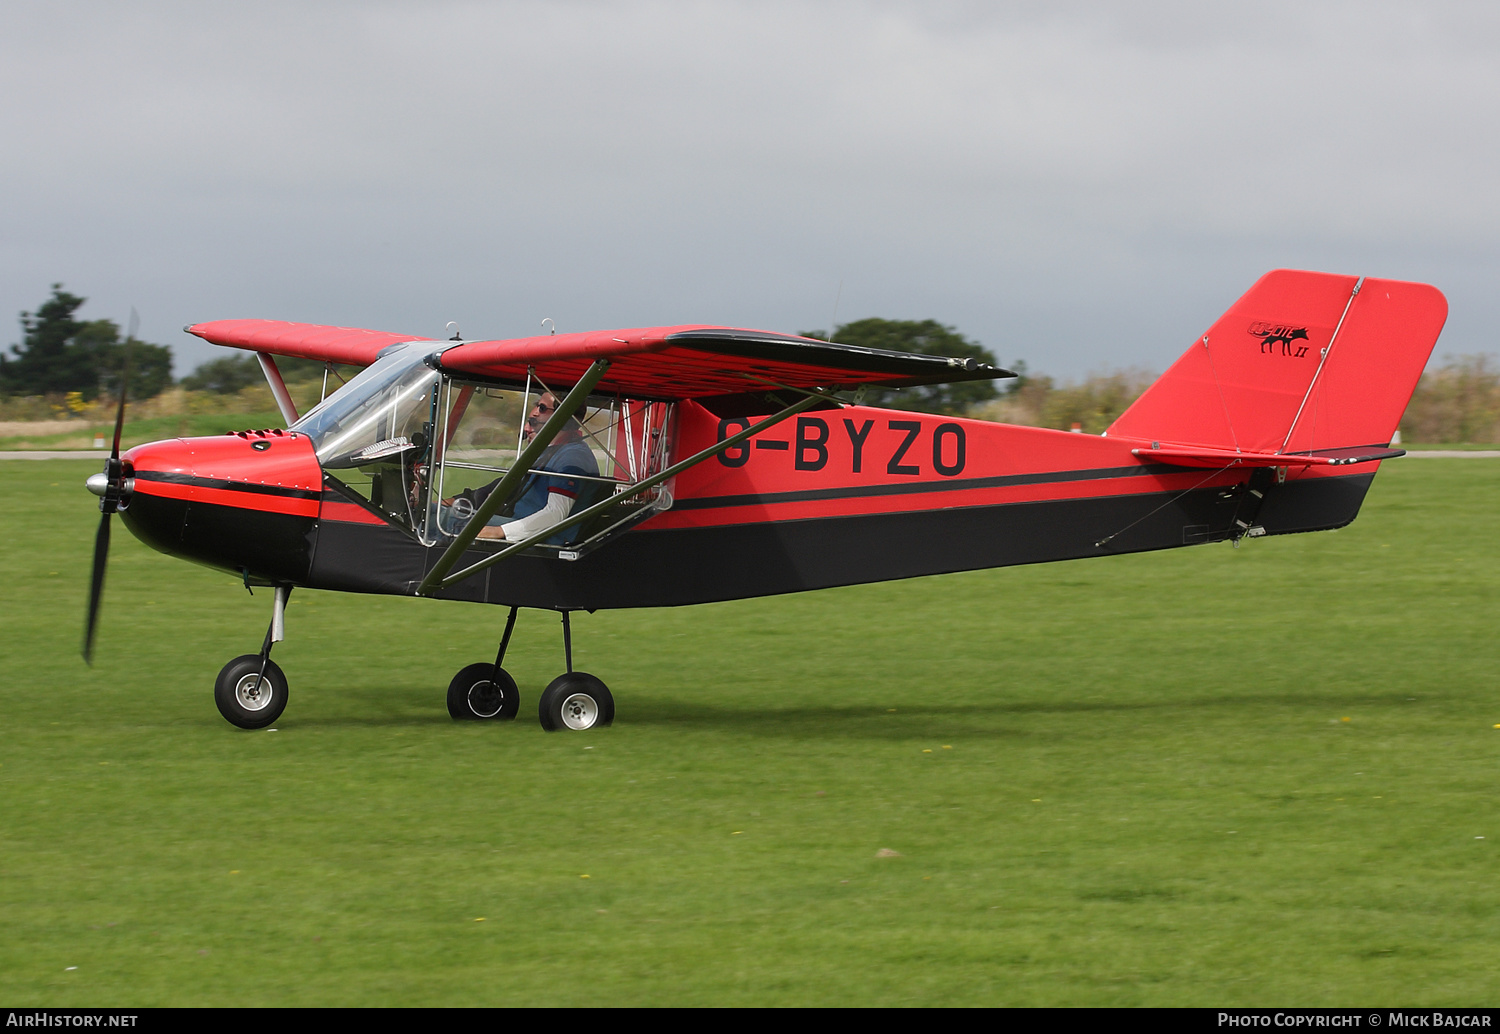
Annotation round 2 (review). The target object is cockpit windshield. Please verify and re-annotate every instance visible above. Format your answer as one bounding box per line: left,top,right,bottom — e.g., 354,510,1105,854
293,344,438,467
293,343,441,537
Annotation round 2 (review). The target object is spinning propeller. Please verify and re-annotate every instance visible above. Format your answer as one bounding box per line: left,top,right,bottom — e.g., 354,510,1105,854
82,310,137,665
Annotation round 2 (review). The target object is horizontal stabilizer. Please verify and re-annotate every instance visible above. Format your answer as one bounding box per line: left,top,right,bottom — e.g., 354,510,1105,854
1132,444,1406,468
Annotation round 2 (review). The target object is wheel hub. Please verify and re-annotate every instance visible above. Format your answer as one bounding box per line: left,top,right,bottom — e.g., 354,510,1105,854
467,680,504,718
559,692,598,730
234,672,274,711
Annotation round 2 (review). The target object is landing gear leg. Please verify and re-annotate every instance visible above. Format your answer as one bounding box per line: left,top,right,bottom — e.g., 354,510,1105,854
538,610,614,731
214,585,291,729
448,606,521,720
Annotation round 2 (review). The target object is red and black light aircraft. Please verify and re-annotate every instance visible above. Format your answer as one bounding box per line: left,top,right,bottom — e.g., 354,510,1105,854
83,269,1447,732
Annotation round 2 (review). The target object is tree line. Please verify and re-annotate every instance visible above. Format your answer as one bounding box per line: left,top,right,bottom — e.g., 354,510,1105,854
0,285,174,401
0,284,355,405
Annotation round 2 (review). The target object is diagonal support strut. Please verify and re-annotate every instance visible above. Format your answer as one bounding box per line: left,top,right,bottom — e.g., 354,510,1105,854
424,391,828,593
417,360,611,596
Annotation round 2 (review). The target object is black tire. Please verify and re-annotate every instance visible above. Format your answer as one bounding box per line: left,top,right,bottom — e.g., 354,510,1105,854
447,663,520,720
538,672,614,731
214,654,288,730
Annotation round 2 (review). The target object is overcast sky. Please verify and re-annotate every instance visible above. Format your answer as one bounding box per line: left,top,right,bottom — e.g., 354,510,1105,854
2,1,1497,379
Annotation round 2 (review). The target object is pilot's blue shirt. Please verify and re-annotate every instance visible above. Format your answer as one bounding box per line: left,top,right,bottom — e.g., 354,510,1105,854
495,440,599,546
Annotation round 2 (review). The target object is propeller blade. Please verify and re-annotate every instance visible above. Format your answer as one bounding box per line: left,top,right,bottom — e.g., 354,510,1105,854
110,309,137,458
83,510,111,665
85,307,137,665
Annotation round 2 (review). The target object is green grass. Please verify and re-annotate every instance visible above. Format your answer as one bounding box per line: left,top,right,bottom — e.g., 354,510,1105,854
1401,442,1500,451
0,412,288,451
2,458,1498,1005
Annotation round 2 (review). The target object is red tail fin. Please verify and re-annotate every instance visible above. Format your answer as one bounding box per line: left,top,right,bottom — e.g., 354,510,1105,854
1108,270,1448,454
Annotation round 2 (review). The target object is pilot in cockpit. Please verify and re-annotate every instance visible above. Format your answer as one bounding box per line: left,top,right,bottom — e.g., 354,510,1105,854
440,391,600,545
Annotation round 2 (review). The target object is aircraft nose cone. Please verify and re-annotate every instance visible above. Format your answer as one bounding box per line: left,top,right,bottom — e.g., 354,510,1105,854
86,467,134,508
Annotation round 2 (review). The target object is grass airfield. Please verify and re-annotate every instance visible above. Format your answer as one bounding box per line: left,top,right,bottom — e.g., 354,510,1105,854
2,457,1497,1006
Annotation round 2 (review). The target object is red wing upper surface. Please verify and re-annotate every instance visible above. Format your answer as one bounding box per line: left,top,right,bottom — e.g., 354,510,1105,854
186,320,432,367
186,321,1008,399
438,327,1006,399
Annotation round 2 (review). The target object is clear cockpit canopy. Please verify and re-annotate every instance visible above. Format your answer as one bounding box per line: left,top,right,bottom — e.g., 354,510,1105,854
293,343,439,469
291,342,678,552
292,343,441,536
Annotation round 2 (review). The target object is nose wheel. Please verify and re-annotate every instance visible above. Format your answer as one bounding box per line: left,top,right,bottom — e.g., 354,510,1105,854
214,585,292,729
214,654,289,729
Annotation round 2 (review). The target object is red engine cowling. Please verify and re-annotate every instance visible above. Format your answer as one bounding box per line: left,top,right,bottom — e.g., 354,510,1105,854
119,429,323,584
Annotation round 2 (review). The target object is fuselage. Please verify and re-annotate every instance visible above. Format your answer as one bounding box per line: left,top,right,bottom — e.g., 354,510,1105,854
117,399,1376,611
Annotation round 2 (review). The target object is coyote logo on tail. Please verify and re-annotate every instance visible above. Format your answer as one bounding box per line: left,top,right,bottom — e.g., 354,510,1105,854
1248,321,1311,357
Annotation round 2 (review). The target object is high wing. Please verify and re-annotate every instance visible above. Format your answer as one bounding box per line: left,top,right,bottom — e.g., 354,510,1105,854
436,326,1011,400
186,320,1012,399
186,319,432,367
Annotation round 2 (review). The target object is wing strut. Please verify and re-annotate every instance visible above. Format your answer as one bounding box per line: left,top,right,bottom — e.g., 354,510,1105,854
419,391,827,595
417,359,612,596
256,353,300,426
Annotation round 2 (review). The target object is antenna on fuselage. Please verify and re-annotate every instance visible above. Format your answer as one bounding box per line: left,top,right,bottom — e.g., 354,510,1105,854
541,318,556,336
446,322,462,341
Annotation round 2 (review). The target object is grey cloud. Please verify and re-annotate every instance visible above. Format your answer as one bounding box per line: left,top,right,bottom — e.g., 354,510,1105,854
2,1,1495,377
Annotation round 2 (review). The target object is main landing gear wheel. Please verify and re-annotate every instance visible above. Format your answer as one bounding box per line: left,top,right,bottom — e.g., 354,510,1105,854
538,672,614,732
214,654,288,730
447,663,520,721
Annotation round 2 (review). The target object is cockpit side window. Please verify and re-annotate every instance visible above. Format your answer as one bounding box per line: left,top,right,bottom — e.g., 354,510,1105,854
431,378,675,556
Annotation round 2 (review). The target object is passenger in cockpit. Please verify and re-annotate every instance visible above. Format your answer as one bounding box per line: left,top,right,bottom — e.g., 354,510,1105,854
442,391,599,545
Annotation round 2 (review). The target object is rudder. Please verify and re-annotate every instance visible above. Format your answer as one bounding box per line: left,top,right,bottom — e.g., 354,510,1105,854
1108,270,1448,455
